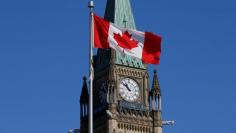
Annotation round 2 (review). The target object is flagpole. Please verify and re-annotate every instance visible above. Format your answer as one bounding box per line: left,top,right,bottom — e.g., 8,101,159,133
88,1,94,133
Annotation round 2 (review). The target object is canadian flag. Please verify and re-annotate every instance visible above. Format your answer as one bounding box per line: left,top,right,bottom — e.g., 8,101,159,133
93,14,162,64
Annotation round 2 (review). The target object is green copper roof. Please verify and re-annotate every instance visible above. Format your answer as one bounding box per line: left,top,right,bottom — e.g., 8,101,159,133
104,0,136,29
104,0,146,69
94,0,146,69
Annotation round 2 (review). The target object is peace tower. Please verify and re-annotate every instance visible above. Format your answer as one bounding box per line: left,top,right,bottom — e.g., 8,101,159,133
79,0,169,132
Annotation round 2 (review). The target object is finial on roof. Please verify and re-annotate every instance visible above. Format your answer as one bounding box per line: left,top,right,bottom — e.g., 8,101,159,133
83,76,87,81
154,69,157,74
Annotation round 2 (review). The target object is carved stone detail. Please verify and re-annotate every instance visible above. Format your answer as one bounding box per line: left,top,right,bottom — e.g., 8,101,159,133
115,67,146,78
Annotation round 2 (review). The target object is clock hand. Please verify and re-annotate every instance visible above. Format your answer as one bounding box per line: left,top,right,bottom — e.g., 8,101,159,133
123,83,131,91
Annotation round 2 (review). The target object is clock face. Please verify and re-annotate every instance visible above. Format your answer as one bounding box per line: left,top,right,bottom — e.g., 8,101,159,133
119,78,140,102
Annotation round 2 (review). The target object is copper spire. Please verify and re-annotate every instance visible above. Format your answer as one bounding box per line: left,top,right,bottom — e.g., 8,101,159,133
151,69,161,96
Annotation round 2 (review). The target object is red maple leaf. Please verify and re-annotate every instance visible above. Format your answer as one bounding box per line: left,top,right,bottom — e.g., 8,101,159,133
113,31,138,50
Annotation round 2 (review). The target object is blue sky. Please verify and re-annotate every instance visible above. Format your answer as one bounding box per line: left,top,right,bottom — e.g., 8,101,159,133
0,0,236,133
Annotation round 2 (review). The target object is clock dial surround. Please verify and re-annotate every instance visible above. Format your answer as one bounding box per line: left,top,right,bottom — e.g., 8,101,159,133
119,78,140,102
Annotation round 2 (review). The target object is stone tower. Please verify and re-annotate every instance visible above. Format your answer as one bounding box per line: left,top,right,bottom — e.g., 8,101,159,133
80,0,163,132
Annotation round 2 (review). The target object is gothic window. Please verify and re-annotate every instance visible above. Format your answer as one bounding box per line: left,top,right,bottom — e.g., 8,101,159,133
118,123,120,129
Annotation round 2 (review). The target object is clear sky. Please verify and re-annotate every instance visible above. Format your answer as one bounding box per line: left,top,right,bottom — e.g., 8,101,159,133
0,0,236,133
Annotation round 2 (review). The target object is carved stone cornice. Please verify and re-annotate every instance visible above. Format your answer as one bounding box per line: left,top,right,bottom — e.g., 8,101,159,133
115,108,153,126
115,66,146,77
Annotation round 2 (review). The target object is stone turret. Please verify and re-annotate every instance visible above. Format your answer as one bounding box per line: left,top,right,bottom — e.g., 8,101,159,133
150,69,162,111
79,77,88,133
150,70,162,133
